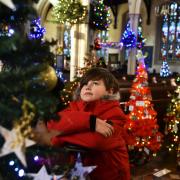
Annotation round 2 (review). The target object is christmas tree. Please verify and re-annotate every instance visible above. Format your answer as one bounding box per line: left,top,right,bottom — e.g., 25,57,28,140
120,21,136,49
0,0,67,179
136,17,146,50
125,50,163,165
52,0,87,25
164,85,180,168
89,0,111,30
160,61,171,77
28,18,45,40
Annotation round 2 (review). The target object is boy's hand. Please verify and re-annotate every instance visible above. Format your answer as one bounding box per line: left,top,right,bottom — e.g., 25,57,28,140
95,118,114,137
32,121,60,146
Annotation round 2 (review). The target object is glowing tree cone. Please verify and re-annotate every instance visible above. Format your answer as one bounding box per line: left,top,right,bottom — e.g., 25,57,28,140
160,60,171,77
125,50,163,165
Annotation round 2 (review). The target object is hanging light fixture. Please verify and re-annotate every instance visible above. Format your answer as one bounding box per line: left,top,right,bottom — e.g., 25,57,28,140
155,0,170,16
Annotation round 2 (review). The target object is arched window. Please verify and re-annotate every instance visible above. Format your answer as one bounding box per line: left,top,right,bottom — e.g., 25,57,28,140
157,1,180,62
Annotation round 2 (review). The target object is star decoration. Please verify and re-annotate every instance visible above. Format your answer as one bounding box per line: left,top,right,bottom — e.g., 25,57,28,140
0,125,35,166
26,165,64,180
70,153,96,180
0,0,15,10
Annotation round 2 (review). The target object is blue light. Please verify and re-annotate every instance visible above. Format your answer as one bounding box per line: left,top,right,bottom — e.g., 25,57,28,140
29,18,46,40
14,167,19,172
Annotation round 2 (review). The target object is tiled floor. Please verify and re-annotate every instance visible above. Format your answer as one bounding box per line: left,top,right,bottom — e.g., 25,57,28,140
131,147,180,180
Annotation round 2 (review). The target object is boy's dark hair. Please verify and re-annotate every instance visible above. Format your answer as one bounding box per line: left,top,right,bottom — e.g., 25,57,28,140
79,67,119,93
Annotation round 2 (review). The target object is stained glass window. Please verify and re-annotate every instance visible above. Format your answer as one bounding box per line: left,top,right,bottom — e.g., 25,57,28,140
160,2,180,61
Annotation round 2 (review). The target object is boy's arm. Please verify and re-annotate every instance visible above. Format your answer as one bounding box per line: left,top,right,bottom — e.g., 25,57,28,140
51,125,125,151
47,110,114,137
47,110,91,134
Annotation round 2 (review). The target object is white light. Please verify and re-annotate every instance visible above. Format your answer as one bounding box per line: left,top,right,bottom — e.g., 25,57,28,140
9,160,15,166
18,169,25,177
34,155,39,161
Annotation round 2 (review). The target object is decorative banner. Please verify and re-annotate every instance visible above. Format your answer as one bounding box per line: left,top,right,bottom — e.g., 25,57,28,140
0,0,16,10
100,42,123,49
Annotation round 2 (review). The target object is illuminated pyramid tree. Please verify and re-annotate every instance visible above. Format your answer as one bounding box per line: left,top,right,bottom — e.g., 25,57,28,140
160,60,171,77
164,85,180,167
120,21,136,49
125,50,163,165
28,18,45,39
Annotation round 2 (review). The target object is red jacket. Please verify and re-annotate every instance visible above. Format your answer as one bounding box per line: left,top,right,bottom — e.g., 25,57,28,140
47,100,130,180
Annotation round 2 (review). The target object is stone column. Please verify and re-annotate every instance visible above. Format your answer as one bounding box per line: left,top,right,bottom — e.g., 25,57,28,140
70,0,89,81
127,0,142,75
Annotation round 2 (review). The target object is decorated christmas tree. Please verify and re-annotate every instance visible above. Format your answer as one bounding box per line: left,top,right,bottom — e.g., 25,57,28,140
136,17,146,50
52,0,87,25
164,85,180,168
89,0,111,30
125,50,163,165
28,18,45,40
0,0,71,179
160,61,171,77
120,21,136,49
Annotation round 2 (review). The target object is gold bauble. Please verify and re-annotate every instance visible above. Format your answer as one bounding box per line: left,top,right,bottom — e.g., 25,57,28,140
39,65,58,91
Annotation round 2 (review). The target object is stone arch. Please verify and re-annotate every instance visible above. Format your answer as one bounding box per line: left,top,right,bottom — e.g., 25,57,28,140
36,0,52,25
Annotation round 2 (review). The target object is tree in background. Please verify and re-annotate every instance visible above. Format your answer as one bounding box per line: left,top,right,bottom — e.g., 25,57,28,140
164,85,180,168
52,0,87,25
120,21,136,49
136,17,146,50
89,0,111,30
125,50,163,165
28,18,45,40
160,61,171,77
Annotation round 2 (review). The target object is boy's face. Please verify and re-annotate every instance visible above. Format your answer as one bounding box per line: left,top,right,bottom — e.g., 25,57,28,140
80,79,111,102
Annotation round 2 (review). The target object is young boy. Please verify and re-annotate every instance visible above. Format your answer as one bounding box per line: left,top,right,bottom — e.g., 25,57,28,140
34,67,130,180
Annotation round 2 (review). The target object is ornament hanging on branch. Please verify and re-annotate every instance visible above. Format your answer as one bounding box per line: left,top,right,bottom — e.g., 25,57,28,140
33,65,58,91
52,0,87,25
